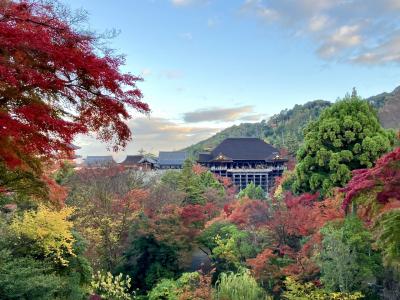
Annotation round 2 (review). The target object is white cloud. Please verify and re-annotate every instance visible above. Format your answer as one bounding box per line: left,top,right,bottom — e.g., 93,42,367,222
171,0,210,7
308,15,330,32
140,68,152,77
183,105,265,123
161,69,184,79
179,32,193,40
171,0,192,6
75,116,219,157
241,0,400,64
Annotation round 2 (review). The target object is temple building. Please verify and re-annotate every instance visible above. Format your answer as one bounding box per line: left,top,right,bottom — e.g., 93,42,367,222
197,138,287,192
120,155,157,170
158,151,188,169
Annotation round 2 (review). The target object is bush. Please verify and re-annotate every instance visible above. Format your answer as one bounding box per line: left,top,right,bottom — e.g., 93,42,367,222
213,269,268,300
91,271,134,300
282,277,363,300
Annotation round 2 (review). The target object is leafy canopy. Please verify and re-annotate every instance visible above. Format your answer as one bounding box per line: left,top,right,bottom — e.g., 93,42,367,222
10,205,75,266
318,216,383,293
238,182,266,199
0,0,149,196
293,95,394,196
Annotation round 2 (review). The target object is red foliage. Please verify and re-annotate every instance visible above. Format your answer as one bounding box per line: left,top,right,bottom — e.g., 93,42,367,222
181,203,218,226
192,164,208,175
0,0,149,170
341,147,400,211
226,198,270,229
247,248,278,279
41,175,68,207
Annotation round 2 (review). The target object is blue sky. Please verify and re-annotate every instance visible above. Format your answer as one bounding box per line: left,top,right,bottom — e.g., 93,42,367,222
65,0,400,159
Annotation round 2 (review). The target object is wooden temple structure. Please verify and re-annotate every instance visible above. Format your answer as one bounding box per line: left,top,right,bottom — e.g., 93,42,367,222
197,138,287,192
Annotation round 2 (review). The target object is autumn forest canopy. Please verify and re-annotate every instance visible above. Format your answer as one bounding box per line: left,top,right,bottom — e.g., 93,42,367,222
0,1,400,300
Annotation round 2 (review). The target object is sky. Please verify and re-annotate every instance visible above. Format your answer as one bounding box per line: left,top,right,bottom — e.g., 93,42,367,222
64,0,400,161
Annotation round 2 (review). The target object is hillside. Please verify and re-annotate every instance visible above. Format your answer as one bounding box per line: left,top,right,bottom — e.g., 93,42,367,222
367,86,400,129
184,100,331,158
184,87,400,158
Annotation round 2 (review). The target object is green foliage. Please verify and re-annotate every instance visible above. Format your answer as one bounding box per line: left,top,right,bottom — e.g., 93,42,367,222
178,159,206,204
374,209,400,269
160,170,182,191
147,278,179,300
91,271,134,300
0,249,62,300
53,161,75,184
0,217,92,300
238,182,266,199
213,269,268,300
0,161,47,202
282,277,364,300
147,272,201,300
116,236,181,292
198,222,263,279
198,222,257,263
318,216,383,293
293,96,394,196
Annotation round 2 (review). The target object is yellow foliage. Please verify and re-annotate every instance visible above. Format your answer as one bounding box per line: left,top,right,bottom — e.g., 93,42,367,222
10,205,75,266
282,277,364,300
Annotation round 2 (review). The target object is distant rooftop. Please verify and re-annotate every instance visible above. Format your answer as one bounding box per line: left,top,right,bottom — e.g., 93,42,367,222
84,156,115,166
120,155,144,165
198,138,279,162
158,151,187,166
120,155,157,165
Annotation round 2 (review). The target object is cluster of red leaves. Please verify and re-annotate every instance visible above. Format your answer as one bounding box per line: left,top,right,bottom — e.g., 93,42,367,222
181,203,218,226
224,198,270,229
41,175,68,207
341,147,400,211
0,0,149,170
246,192,344,285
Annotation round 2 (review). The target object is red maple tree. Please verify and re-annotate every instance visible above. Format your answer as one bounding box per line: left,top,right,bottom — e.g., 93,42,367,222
0,0,149,171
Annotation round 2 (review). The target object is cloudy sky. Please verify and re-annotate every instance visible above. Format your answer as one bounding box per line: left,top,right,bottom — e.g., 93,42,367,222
64,0,400,160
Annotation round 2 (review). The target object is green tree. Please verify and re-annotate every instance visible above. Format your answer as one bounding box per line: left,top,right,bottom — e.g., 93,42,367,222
293,95,394,196
213,269,268,300
147,272,201,300
238,182,265,199
0,250,62,300
116,236,181,292
178,160,205,205
318,216,383,294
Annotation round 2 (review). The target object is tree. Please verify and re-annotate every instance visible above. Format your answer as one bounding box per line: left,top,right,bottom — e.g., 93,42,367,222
0,249,62,300
318,217,383,294
238,182,266,199
340,147,400,268
116,235,181,292
282,277,363,300
293,95,394,196
0,0,149,193
213,269,268,300
90,271,134,300
9,205,75,266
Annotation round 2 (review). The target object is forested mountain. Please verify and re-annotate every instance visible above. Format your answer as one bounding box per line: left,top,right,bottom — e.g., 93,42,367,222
184,87,400,158
184,100,331,158
367,86,400,129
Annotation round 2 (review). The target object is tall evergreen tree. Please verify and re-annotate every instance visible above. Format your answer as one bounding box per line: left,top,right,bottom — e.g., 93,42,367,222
292,95,395,196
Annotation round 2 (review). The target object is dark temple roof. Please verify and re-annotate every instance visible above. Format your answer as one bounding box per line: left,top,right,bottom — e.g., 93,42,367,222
158,151,187,166
120,155,157,166
84,156,115,166
121,155,144,165
198,138,279,162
